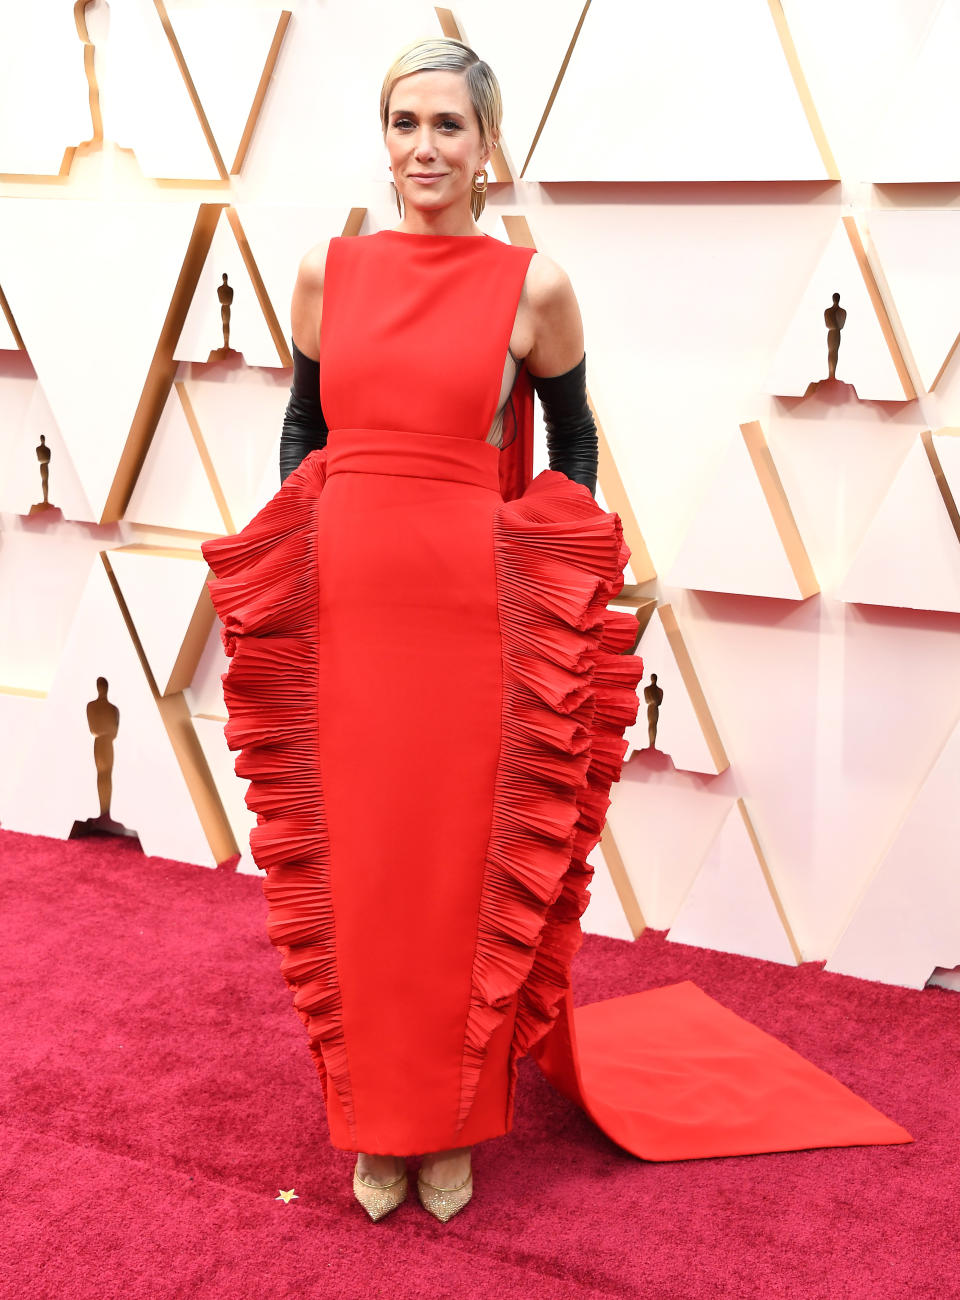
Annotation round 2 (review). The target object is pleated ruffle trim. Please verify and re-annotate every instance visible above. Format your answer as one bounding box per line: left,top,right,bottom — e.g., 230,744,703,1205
455,469,643,1132
199,450,359,1139
200,451,643,1145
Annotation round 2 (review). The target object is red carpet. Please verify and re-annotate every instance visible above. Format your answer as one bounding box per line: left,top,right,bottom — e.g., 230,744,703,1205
0,827,950,1300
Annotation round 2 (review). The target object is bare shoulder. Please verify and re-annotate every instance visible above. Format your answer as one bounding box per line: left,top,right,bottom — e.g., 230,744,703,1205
291,238,333,359
524,250,575,312
295,237,332,293
522,250,584,377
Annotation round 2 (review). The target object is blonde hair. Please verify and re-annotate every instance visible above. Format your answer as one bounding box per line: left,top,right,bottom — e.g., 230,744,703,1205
380,37,502,219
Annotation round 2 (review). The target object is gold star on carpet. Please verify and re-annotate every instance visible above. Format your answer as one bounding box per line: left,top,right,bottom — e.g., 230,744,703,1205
276,1189,299,1203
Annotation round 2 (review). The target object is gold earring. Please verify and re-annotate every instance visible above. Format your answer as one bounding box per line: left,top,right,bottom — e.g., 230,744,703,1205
471,169,488,220
393,181,403,217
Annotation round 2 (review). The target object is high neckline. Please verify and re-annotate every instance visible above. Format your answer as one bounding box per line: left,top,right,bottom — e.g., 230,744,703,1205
377,229,490,240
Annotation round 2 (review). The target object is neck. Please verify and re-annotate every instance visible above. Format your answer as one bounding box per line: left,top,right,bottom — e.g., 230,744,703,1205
394,206,482,238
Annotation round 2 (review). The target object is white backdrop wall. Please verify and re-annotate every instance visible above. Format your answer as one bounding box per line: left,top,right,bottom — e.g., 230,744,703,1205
1,0,958,992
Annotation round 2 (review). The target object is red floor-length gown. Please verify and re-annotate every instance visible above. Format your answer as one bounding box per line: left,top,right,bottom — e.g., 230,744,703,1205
201,230,912,1161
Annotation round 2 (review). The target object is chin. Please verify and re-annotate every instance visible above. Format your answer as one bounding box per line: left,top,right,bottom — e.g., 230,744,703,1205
408,195,450,212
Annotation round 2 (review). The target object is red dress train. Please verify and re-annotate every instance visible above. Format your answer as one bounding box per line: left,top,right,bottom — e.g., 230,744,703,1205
201,230,911,1160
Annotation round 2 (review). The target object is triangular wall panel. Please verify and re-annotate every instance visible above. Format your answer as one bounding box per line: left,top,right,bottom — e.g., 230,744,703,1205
526,0,830,180
164,5,291,175
934,428,960,509
441,0,588,177
776,0,943,182
125,385,227,535
869,210,960,392
108,548,213,697
0,380,94,522
826,713,960,988
838,434,960,613
0,9,91,174
606,778,735,931
0,283,21,350
232,204,365,359
99,0,222,179
175,209,284,367
668,799,801,965
180,371,288,532
0,197,203,523
4,556,217,866
762,393,928,591
0,691,46,821
865,0,960,183
765,218,914,401
623,604,727,774
0,524,118,696
0,362,36,511
666,422,818,599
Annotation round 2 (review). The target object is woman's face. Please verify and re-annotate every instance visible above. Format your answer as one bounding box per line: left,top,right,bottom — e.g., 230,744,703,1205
385,69,493,218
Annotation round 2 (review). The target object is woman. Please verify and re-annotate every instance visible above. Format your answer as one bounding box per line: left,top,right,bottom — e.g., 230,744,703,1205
202,32,914,1227
202,30,916,1226
203,34,641,1221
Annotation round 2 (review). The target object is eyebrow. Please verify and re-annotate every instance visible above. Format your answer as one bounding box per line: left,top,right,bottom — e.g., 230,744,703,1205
389,109,467,119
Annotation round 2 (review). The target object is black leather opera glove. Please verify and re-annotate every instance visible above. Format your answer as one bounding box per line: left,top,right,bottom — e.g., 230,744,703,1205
530,354,598,497
279,339,329,483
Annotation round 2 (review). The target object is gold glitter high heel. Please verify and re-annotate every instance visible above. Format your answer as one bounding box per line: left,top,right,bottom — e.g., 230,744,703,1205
416,1166,473,1222
352,1160,408,1221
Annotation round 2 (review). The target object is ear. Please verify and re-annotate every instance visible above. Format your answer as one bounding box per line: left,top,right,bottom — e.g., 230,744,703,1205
480,134,498,170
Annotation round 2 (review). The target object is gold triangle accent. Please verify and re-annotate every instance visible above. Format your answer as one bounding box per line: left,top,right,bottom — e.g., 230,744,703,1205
0,280,24,351
657,604,729,773
175,380,235,535
101,551,237,862
0,685,46,699
231,11,292,173
843,215,915,400
110,543,206,560
931,330,960,392
153,0,229,180
342,207,368,238
126,523,225,544
593,402,656,583
109,545,214,696
765,0,839,179
736,798,803,964
73,2,104,146
520,0,592,178
600,824,645,939
225,207,291,366
108,203,223,525
923,429,960,545
740,420,819,597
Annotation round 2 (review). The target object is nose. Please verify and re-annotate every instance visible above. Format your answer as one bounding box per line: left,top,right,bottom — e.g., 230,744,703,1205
413,127,438,161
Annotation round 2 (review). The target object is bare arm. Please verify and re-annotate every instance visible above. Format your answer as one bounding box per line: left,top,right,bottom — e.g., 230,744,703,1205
279,240,330,482
522,253,598,495
523,253,585,379
290,239,329,361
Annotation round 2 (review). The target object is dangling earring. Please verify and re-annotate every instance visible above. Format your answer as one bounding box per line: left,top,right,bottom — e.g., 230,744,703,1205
471,168,488,221
393,182,403,217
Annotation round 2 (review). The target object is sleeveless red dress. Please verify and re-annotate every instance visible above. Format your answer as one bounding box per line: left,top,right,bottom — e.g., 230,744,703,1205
201,231,911,1161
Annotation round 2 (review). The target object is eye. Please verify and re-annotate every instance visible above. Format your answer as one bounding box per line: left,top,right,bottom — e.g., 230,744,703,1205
392,118,414,130
440,120,462,131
